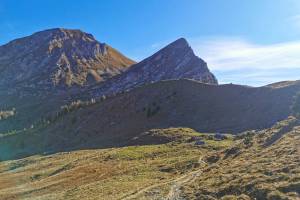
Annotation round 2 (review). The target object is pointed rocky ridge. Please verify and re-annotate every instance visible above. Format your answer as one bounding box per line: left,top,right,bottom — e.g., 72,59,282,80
127,37,218,84
89,37,218,97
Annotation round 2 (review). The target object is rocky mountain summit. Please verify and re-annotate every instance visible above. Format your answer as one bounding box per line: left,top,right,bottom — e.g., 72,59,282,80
89,38,218,97
0,28,135,88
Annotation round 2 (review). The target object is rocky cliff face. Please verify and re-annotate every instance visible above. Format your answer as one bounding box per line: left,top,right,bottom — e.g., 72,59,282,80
0,28,135,88
89,38,218,97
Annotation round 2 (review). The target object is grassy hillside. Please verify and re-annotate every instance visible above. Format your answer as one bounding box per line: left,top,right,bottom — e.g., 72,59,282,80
0,118,298,199
0,128,233,200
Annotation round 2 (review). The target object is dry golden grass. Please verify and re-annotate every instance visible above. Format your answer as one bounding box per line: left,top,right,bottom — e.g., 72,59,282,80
0,120,299,200
179,118,300,200
0,128,232,200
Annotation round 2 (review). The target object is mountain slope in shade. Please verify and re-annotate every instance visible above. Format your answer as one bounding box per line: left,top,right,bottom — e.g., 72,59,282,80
0,28,135,88
2,79,300,160
87,38,218,97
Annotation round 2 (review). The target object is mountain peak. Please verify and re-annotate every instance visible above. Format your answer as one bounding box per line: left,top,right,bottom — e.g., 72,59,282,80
131,38,218,85
0,28,135,88
167,37,189,48
31,28,97,42
158,38,192,55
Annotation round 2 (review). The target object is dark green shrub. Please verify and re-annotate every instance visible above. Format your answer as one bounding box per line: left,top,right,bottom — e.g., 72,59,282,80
243,135,253,147
146,103,161,118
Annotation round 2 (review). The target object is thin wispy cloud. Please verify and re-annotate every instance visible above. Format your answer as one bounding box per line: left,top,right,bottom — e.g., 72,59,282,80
213,68,300,86
192,37,300,71
188,37,300,86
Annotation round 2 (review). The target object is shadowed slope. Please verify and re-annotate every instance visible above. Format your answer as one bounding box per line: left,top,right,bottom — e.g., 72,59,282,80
1,79,299,160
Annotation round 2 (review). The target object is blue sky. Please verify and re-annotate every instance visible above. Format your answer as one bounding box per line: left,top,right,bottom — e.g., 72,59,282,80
1,0,300,86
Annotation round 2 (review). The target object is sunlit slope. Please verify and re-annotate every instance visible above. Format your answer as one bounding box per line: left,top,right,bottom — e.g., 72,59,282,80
179,117,300,199
0,118,299,199
0,128,233,200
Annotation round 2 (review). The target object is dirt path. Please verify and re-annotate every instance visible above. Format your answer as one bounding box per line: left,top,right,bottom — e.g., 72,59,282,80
120,157,205,200
120,177,175,200
165,157,205,200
